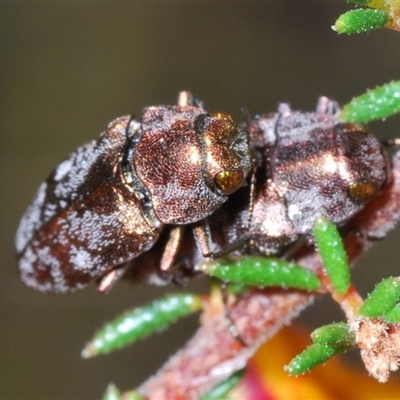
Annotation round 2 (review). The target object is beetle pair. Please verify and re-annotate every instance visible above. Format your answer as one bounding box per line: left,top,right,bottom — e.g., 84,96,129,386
15,92,389,293
127,96,390,285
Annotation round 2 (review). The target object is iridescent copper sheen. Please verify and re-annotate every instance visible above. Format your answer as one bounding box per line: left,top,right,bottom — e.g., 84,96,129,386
15,92,251,292
127,97,390,285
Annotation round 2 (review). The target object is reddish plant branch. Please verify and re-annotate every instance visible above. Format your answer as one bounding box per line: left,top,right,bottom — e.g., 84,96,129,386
137,151,400,400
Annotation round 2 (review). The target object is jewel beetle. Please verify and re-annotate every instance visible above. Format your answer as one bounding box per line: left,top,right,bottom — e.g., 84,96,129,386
126,97,390,285
231,96,389,255
15,92,251,293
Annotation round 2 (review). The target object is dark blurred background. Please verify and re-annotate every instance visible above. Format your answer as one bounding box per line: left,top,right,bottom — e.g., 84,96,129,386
2,3,400,399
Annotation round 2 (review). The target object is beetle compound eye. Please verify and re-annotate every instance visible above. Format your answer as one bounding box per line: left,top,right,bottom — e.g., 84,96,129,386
348,181,379,203
214,170,245,194
210,112,234,123
198,112,251,192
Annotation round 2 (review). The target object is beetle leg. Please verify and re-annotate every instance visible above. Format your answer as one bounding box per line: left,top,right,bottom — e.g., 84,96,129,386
192,218,250,260
191,219,213,258
211,235,250,259
191,169,257,260
97,265,129,293
160,226,184,272
177,91,206,109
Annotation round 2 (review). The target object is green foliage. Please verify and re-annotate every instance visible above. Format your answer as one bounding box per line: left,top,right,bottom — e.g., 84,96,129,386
311,322,355,347
285,342,347,375
383,303,400,323
313,216,350,295
102,385,144,400
198,256,320,291
119,391,144,400
342,80,400,123
334,9,388,34
82,293,202,357
199,369,245,400
102,384,121,400
360,277,400,318
285,323,355,375
347,0,370,4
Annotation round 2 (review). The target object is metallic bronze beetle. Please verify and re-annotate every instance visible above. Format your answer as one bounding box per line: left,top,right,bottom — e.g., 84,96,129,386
127,97,390,285
15,92,251,292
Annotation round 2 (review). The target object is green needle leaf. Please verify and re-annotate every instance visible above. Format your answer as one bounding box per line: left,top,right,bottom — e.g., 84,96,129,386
346,0,370,4
286,322,355,375
334,9,388,34
313,216,350,295
200,369,245,400
119,391,144,400
311,322,355,347
102,384,121,400
285,342,347,375
82,293,202,357
198,256,320,291
383,303,400,323
341,80,400,123
360,277,400,317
